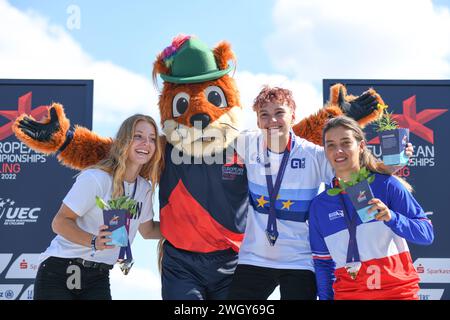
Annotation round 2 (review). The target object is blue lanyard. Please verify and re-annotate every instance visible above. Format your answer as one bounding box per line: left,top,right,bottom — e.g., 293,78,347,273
118,180,137,261
262,132,294,246
333,178,361,263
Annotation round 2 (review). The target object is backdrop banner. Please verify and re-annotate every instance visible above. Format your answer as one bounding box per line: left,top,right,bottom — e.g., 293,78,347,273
0,79,93,300
324,79,450,300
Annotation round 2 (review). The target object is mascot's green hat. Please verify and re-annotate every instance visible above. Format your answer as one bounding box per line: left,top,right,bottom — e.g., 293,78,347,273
160,36,233,84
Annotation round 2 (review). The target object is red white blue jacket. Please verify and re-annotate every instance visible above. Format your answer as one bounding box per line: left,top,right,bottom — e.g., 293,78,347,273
309,173,434,300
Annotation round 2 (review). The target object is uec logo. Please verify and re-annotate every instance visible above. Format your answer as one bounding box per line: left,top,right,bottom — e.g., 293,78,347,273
0,207,41,220
0,198,41,222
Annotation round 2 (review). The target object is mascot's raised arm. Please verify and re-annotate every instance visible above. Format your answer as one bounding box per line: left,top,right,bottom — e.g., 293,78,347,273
13,35,383,300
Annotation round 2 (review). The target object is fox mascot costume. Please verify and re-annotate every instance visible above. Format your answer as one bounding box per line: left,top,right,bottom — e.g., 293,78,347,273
14,35,383,299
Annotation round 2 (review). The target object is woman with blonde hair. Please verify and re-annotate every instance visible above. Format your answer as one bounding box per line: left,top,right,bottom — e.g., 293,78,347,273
309,116,434,300
34,114,163,300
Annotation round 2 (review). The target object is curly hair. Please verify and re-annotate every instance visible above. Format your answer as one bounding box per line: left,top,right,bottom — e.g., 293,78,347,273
252,86,296,113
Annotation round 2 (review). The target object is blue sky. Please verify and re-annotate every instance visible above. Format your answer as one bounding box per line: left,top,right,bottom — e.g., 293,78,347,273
9,0,276,76
4,0,450,140
2,0,450,300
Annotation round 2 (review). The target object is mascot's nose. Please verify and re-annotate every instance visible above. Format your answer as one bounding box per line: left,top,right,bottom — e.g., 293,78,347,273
190,113,210,130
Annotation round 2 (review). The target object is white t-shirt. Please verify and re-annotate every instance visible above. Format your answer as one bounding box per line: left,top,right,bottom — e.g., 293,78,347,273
40,168,153,265
235,130,334,270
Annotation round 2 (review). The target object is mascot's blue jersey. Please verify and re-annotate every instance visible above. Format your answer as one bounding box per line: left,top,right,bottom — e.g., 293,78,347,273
159,143,248,253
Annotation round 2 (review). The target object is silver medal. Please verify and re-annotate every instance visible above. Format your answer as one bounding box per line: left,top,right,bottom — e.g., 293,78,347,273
118,258,134,275
345,261,362,280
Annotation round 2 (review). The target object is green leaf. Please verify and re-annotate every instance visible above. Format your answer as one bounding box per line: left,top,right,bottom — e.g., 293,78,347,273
327,188,343,196
124,199,133,210
344,179,357,188
375,110,399,132
115,197,138,214
129,204,137,215
115,196,128,209
350,172,359,184
108,199,116,209
341,180,350,189
360,167,368,178
95,196,108,210
367,174,375,184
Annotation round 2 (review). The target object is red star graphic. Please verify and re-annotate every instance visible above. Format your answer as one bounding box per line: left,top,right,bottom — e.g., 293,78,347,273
224,151,244,168
0,92,48,141
369,95,448,144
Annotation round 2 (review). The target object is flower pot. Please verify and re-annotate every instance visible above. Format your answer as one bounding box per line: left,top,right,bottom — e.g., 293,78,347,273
345,179,375,223
378,128,410,166
103,209,128,247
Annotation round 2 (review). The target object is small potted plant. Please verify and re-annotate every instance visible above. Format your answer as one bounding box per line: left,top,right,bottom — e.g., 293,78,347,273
95,195,138,247
327,167,376,223
375,104,410,166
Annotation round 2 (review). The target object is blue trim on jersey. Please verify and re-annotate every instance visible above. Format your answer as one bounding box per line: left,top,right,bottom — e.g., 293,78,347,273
249,191,312,212
248,181,319,201
313,258,335,300
249,194,309,222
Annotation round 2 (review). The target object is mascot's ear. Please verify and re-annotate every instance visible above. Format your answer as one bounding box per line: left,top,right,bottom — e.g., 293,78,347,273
152,53,170,88
213,41,236,71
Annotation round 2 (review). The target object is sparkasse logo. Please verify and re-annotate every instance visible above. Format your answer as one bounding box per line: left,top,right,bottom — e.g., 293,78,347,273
19,259,28,270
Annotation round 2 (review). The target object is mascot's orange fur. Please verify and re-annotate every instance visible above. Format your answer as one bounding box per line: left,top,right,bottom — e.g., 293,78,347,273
13,35,383,300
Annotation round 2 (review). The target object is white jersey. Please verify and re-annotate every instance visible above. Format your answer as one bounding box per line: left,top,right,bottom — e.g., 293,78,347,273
236,130,334,270
40,168,153,265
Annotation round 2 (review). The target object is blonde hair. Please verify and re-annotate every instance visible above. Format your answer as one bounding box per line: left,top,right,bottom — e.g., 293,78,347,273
323,116,413,192
89,114,164,198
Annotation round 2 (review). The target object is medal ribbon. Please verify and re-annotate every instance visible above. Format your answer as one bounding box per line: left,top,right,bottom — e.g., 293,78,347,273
263,132,294,246
118,180,137,261
333,178,361,264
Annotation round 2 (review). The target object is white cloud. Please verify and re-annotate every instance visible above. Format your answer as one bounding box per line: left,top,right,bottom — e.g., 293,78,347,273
0,0,329,139
267,0,450,83
235,71,323,131
0,0,160,138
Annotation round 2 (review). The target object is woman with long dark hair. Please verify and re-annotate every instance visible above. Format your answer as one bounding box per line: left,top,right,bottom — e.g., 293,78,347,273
309,116,434,300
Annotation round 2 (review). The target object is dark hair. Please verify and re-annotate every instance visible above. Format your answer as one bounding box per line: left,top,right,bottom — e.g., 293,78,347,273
252,86,296,113
323,116,412,192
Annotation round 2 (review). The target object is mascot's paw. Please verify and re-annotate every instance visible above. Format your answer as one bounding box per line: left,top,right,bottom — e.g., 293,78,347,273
330,83,384,127
12,103,71,154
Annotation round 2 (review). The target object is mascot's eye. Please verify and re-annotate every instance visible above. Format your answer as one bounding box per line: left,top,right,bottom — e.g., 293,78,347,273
204,86,227,108
172,92,190,117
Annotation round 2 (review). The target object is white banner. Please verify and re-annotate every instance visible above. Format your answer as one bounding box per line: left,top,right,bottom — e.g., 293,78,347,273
414,258,450,284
